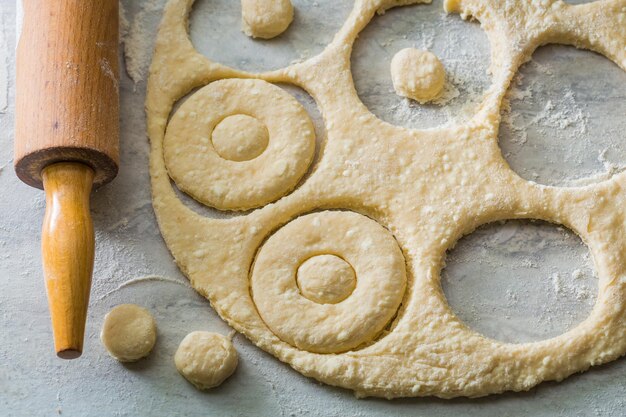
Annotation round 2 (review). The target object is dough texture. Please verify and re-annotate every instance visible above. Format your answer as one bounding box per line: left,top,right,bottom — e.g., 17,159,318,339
147,0,626,398
211,114,269,162
296,254,356,304
100,304,157,362
163,78,315,211
252,211,406,353
241,0,293,39
175,331,238,390
390,48,445,103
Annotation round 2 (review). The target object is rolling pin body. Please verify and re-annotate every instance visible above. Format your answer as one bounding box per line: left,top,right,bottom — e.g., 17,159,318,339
14,0,120,358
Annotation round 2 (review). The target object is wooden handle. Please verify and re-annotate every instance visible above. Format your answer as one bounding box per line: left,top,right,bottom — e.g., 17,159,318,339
42,163,95,359
15,0,120,189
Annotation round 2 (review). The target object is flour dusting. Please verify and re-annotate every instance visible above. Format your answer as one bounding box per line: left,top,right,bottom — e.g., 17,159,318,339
0,14,8,113
122,0,163,86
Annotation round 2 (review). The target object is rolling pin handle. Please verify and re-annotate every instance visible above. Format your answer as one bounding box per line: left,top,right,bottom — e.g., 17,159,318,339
41,162,95,359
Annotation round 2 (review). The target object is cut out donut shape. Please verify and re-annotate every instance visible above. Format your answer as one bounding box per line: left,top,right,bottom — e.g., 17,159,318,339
164,79,316,211
251,211,406,353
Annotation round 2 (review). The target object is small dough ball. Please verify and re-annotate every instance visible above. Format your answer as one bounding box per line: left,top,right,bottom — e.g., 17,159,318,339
101,304,157,362
211,114,269,161
241,0,294,39
175,331,238,390
390,48,445,103
296,254,356,304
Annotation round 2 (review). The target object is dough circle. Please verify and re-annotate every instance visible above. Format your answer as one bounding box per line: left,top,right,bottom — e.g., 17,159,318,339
251,211,406,353
211,114,269,161
296,254,357,304
148,0,626,399
174,331,238,390
100,304,157,362
164,78,315,211
241,0,294,39
390,48,445,103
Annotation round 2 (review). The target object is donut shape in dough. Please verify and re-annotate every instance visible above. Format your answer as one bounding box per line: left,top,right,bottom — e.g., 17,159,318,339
175,331,238,390
163,78,315,211
390,48,445,103
251,211,406,353
147,0,626,399
241,0,294,39
100,304,157,362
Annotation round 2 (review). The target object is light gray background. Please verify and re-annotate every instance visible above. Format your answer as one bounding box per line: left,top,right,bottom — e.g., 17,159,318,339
2,0,625,416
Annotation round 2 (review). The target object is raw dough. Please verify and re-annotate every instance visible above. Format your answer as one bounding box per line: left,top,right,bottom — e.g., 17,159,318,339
241,0,293,39
100,304,157,362
147,0,626,398
211,114,269,162
175,331,238,390
390,48,445,103
163,78,315,211
296,254,356,304
252,211,406,353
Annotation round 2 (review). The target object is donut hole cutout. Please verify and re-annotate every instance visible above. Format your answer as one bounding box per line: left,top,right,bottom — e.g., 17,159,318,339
499,45,626,187
442,220,598,344
167,82,327,218
296,254,357,304
351,0,491,129
189,0,353,72
211,114,270,162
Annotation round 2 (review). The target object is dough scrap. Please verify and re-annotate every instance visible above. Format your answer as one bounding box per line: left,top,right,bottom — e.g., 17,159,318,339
100,304,157,362
241,0,294,39
175,331,238,390
147,0,626,398
390,48,445,103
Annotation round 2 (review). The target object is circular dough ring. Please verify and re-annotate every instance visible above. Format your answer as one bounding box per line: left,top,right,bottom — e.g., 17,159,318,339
251,211,407,353
164,78,316,211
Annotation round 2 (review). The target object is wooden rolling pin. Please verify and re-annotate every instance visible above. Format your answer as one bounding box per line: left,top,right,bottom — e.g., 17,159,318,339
14,0,119,359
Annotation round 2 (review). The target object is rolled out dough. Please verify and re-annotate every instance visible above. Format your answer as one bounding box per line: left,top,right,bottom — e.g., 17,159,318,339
147,0,626,398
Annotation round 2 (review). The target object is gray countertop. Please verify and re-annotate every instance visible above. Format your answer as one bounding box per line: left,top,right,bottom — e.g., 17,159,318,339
2,0,625,416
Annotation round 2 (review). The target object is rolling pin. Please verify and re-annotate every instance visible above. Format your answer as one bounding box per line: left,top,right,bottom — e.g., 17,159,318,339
14,0,119,359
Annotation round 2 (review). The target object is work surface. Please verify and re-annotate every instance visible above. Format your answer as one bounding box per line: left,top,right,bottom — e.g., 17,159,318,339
2,0,626,416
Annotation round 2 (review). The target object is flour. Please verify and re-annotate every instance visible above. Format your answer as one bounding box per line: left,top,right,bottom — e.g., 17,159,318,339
96,275,192,302
0,13,8,113
122,0,163,86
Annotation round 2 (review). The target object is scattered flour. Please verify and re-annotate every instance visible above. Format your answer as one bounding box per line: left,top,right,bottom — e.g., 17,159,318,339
96,275,192,302
122,0,163,86
0,13,8,113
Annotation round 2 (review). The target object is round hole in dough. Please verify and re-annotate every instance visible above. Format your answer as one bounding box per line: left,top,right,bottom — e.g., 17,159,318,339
251,211,406,353
164,78,316,211
241,0,294,39
390,48,445,103
442,219,597,343
211,114,269,162
174,331,238,390
296,254,357,304
100,304,157,362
